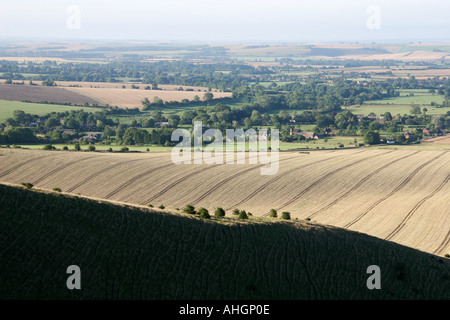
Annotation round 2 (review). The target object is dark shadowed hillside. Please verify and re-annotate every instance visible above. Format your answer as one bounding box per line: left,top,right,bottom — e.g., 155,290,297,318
0,184,448,300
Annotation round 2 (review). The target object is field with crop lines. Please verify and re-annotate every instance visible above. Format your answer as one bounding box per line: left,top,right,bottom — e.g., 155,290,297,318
65,86,233,108
0,84,100,105
0,147,449,257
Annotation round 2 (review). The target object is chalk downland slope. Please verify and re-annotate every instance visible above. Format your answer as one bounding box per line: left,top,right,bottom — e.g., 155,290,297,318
0,184,449,300
0,148,449,257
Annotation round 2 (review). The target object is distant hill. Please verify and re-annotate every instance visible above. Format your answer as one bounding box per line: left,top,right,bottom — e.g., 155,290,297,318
0,184,448,300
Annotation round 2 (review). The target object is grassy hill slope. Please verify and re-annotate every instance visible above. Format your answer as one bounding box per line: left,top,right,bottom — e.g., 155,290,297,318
0,184,448,300
1,148,449,256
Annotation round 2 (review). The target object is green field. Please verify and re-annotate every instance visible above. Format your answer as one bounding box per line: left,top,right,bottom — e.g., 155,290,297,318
277,71,318,76
348,104,449,116
13,135,362,152
0,100,92,123
279,136,363,150
364,89,446,106
1,73,50,79
12,143,173,152
255,81,297,87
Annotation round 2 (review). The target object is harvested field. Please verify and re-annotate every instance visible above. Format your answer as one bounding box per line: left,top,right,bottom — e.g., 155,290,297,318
64,87,232,108
339,51,449,61
53,80,223,93
393,68,450,77
422,134,450,145
0,148,449,256
0,84,100,105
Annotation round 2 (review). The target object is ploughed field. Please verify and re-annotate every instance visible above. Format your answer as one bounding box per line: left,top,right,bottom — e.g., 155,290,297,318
0,84,100,105
0,81,232,109
0,148,449,256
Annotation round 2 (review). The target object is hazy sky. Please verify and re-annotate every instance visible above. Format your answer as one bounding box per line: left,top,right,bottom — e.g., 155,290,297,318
0,0,449,42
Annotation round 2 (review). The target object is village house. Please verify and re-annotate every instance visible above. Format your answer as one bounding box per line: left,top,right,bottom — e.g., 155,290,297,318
325,128,339,136
367,112,378,119
290,128,321,140
82,132,102,142
61,129,75,136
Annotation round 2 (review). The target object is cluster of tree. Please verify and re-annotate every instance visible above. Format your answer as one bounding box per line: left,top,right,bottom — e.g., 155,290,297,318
0,60,260,90
231,79,401,112
281,108,449,144
0,127,37,144
111,126,176,146
387,76,450,91
140,93,231,111
177,204,291,221
115,103,448,146
363,128,426,145
3,101,448,147
1,109,114,143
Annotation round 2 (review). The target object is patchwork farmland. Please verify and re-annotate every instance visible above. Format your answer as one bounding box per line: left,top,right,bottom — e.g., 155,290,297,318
0,37,450,302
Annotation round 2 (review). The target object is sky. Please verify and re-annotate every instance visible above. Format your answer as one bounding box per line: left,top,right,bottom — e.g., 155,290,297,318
0,0,449,43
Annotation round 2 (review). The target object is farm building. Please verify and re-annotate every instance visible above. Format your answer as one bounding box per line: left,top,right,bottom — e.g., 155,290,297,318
325,128,339,135
367,112,378,119
81,133,102,142
61,129,75,136
290,129,321,140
